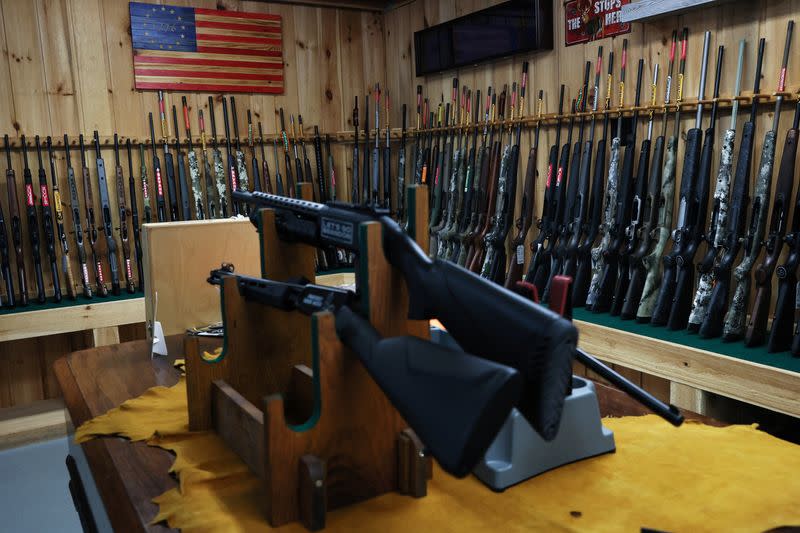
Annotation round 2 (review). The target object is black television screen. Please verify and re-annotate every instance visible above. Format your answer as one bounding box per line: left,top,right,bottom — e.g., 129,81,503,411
414,0,553,76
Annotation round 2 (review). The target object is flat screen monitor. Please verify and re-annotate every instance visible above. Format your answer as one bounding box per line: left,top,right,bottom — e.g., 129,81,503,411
414,0,553,76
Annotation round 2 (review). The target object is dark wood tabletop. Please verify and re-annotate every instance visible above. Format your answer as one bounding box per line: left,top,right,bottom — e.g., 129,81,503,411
55,335,712,533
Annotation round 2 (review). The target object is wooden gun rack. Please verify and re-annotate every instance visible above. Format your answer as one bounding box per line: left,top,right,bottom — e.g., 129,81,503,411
184,183,432,530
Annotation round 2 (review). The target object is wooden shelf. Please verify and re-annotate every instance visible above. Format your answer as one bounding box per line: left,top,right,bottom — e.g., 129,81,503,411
575,319,800,418
0,297,145,343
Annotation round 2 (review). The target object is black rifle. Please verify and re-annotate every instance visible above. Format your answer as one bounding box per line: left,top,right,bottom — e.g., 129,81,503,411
221,98,240,215
35,136,61,302
279,108,295,197
326,135,337,202
0,185,11,306
748,99,800,346
723,22,794,342
47,137,76,300
505,89,543,288
20,136,46,303
234,190,685,431
699,39,765,338
363,94,371,204
247,111,262,193
158,92,179,221
230,97,249,198
371,84,381,206
650,32,712,326
352,97,360,204
126,139,145,293
208,265,522,477
183,97,205,219
138,142,152,224
172,105,192,221
93,131,121,296
148,113,168,222
397,103,407,223
428,101,450,250
574,50,614,306
65,135,91,299
271,116,285,197
112,135,135,293
560,57,599,291
412,85,423,185
313,126,327,202
525,85,565,289
258,122,273,194
592,57,645,314
450,90,483,263
2,135,19,306
208,98,228,216
666,44,724,330
383,91,392,209
298,116,314,196
289,114,304,187
79,135,107,297
438,85,469,259
441,87,474,260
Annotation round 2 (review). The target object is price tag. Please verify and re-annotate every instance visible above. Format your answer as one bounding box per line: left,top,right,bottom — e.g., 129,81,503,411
516,245,525,265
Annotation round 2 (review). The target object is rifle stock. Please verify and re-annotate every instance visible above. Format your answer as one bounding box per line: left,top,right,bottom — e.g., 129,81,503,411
505,147,537,287
770,249,799,351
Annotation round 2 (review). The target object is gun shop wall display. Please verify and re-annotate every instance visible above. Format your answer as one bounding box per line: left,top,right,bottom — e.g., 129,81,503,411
1,1,800,531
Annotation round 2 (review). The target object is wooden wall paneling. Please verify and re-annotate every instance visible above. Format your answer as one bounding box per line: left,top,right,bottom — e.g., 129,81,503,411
294,7,323,133
0,338,45,408
69,0,113,133
337,10,366,201
0,4,15,134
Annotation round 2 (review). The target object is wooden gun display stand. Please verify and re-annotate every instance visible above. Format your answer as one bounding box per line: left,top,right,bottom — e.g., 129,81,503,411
184,183,432,530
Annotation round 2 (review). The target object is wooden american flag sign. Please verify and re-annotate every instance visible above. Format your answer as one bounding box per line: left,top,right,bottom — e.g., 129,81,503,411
129,2,284,94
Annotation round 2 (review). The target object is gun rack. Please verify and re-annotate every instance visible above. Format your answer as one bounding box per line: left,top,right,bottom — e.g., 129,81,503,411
184,182,432,530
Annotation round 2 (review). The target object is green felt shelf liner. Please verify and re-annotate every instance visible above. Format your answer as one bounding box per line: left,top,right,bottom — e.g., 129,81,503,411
572,307,800,375
0,290,144,316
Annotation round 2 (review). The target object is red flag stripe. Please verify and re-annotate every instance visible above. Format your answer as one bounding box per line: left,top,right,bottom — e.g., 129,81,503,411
195,33,281,46
195,20,280,33
197,46,282,57
194,8,280,22
134,55,281,69
136,81,283,93
134,68,283,81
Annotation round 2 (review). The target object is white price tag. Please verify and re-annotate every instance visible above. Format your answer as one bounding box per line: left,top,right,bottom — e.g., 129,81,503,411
516,245,525,265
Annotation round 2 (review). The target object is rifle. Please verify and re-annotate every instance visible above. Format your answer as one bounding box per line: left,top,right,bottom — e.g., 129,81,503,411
64,135,91,299
138,142,153,224
313,126,327,202
199,111,217,217
298,116,314,197
372,84,381,206
3,135,25,305
562,51,603,285
748,99,800,346
79,134,107,297
182,97,205,219
397,103,407,222
610,61,659,316
723,22,794,342
235,190,685,428
208,97,229,216
126,139,145,293
49,136,77,301
172,105,192,221
383,90,392,210
208,265,522,477
574,50,614,306
412,85,424,185
279,108,295,197
230,96,249,198
438,85,469,259
270,114,285,196
431,83,458,251
649,32,712,326
698,39,765,337
525,85,565,286
505,89,543,287
467,87,505,272
289,114,304,187
221,98,240,215
450,89,483,263
592,56,645,314
158,91,179,221
258,122,273,194
148,113,167,222
112,135,135,293
363,93,371,204
20,136,46,303
326,134,336,202
0,179,12,306
246,112,261,193
352,97,360,204
687,41,745,331
666,43,724,330
93,131,121,296
35,136,62,302
233,188,576,439
428,100,450,254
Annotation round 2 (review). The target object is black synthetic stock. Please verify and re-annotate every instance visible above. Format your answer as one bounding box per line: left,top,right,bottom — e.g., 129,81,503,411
525,142,559,286
562,137,593,280
334,306,522,477
573,136,607,307
770,251,798,352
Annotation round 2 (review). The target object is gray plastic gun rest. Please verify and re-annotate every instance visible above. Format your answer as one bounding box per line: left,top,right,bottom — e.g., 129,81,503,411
429,327,616,491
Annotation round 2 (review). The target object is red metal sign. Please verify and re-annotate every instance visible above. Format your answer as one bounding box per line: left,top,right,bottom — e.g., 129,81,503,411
564,0,631,47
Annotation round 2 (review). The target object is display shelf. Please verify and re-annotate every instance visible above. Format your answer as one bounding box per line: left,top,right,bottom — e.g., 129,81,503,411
573,309,800,418
620,0,730,23
0,295,145,344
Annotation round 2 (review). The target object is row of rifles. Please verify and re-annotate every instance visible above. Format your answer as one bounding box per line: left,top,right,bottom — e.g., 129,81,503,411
0,91,348,308
408,22,800,355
